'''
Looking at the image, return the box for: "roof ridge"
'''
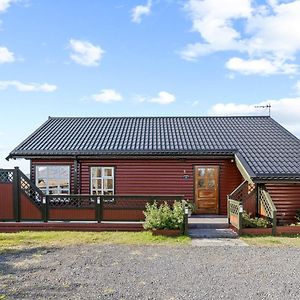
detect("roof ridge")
[48,115,271,119]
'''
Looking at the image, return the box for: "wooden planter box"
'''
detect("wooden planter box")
[240,228,272,235]
[276,226,300,235]
[152,229,182,237]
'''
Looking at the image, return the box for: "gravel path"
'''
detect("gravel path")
[1,244,300,299]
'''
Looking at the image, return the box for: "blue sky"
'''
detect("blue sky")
[1,0,300,173]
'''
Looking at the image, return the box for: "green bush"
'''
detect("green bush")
[295,209,300,223]
[143,201,184,230]
[242,212,271,228]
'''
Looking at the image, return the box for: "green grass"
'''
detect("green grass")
[241,234,300,247]
[0,231,190,253]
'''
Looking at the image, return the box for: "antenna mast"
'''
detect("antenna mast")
[254,104,271,116]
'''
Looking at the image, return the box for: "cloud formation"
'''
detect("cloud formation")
[0,46,15,63]
[0,80,57,92]
[226,57,298,75]
[181,0,300,76]
[90,89,123,103]
[131,0,152,23]
[0,0,13,13]
[138,91,176,105]
[69,39,104,66]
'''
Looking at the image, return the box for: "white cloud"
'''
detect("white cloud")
[131,0,152,23]
[0,0,13,13]
[147,91,176,105]
[209,97,300,137]
[0,46,14,63]
[0,80,57,92]
[226,57,298,75]
[69,39,104,66]
[90,89,123,103]
[181,0,300,76]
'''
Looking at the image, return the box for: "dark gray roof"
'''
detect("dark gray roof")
[8,116,300,181]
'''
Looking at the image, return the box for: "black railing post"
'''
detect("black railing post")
[183,206,189,235]
[42,195,48,222]
[96,196,102,223]
[238,202,243,234]
[100,196,104,222]
[13,167,21,222]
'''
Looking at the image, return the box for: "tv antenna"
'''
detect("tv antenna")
[254,104,271,116]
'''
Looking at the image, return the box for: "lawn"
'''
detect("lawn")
[241,235,300,247]
[0,231,190,253]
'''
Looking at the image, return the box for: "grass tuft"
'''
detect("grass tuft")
[241,235,300,247]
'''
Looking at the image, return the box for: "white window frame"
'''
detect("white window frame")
[35,165,70,195]
[90,166,114,195]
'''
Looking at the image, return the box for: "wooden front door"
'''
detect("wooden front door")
[194,166,219,214]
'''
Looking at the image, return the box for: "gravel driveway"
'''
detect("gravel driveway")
[1,244,300,299]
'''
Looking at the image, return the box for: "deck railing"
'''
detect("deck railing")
[0,167,184,223]
[259,187,277,235]
[228,180,277,235]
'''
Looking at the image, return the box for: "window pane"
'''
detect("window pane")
[104,168,112,177]
[198,179,205,188]
[57,179,69,190]
[103,190,113,195]
[103,179,113,189]
[91,167,101,178]
[48,167,58,179]
[59,166,69,178]
[48,180,59,189]
[198,168,205,177]
[36,166,47,178]
[207,179,215,188]
[37,179,46,189]
[92,179,102,190]
[49,188,59,195]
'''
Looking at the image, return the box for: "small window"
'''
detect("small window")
[90,167,114,195]
[36,165,70,195]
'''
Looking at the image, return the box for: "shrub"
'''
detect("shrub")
[242,212,271,228]
[143,201,184,231]
[295,209,300,224]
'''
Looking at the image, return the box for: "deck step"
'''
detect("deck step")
[188,223,229,229]
[188,228,238,239]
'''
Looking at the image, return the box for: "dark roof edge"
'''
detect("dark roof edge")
[8,149,238,159]
[269,117,300,143]
[6,118,52,160]
[234,152,256,178]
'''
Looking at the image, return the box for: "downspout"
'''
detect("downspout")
[73,156,79,194]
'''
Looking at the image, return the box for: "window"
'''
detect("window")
[36,165,70,195]
[91,167,114,195]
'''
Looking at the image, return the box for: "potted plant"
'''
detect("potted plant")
[143,201,184,236]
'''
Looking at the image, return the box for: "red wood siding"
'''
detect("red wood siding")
[0,183,14,220]
[266,183,300,224]
[80,158,243,215]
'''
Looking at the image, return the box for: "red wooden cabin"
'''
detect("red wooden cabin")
[1,116,300,230]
